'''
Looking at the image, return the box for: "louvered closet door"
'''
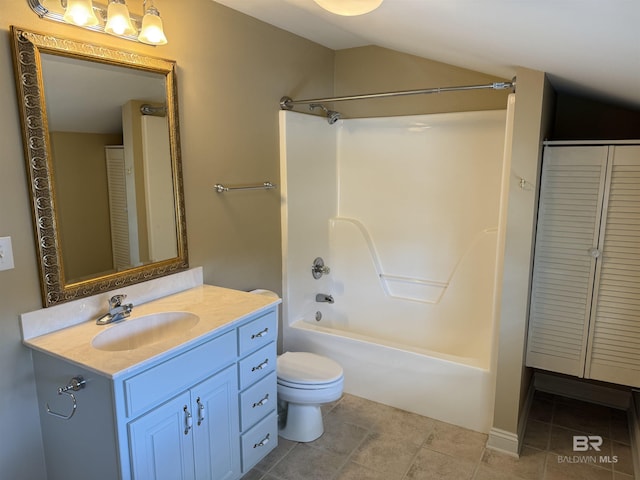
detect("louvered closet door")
[586,146,640,387]
[526,146,609,376]
[105,147,131,270]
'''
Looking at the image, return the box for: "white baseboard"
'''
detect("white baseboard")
[487,428,520,457]
[486,376,535,457]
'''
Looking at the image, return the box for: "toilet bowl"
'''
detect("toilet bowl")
[277,351,344,442]
[247,290,344,442]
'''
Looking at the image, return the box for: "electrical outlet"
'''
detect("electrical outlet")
[0,237,15,271]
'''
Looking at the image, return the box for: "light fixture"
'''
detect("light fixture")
[105,0,136,36]
[63,0,100,26]
[138,0,167,45]
[313,0,383,16]
[27,0,168,45]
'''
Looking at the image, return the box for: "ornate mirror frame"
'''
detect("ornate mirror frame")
[11,26,188,307]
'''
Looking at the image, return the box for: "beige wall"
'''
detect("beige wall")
[334,46,510,118]
[0,1,546,478]
[177,5,335,294]
[0,1,333,478]
[491,68,556,446]
[50,131,120,282]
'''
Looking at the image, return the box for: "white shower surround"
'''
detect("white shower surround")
[280,101,514,433]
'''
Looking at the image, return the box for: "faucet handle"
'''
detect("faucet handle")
[109,294,127,308]
[312,257,330,279]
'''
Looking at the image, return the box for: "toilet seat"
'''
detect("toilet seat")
[277,378,342,390]
[277,351,343,385]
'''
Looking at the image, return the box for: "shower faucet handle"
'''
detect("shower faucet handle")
[312,257,330,279]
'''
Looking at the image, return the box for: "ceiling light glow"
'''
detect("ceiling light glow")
[313,0,383,16]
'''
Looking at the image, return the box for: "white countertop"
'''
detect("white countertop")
[23,285,280,378]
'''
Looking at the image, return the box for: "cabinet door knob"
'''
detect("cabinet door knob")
[184,405,193,435]
[196,397,205,426]
[588,247,601,259]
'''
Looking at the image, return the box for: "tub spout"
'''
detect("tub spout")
[315,293,334,304]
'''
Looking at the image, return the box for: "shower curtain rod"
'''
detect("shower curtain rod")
[280,78,515,110]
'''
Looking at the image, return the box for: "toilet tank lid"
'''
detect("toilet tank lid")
[249,289,280,299]
[277,352,343,384]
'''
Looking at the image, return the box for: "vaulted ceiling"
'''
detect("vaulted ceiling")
[213,0,640,109]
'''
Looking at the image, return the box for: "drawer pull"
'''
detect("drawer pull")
[251,359,269,372]
[251,327,269,339]
[253,433,270,449]
[197,397,205,426]
[252,393,269,408]
[184,406,192,435]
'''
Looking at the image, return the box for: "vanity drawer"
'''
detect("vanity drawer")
[241,411,278,473]
[239,371,277,431]
[124,330,236,418]
[238,342,276,390]
[238,310,276,356]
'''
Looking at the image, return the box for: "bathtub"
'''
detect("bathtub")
[281,218,498,433]
[279,108,511,434]
[283,318,495,433]
[281,220,498,433]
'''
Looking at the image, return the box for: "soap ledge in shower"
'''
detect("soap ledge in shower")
[379,274,447,304]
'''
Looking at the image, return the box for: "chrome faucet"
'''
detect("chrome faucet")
[312,257,330,279]
[315,293,334,304]
[96,294,134,325]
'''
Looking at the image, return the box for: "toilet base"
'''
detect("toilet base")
[278,403,324,442]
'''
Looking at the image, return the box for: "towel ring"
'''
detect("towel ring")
[45,376,86,420]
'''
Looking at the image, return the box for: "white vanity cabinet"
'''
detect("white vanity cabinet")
[31,304,278,480]
[128,360,240,480]
[526,144,640,387]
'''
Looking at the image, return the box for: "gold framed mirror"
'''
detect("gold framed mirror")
[11,26,188,307]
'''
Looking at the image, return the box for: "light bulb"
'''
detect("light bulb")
[105,1,136,36]
[63,0,100,26]
[138,6,167,45]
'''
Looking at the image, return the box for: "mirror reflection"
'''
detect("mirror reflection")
[11,27,188,307]
[41,54,177,283]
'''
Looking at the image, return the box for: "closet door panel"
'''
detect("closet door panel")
[587,146,640,386]
[526,146,608,376]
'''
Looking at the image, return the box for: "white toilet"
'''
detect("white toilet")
[248,289,344,442]
[277,351,344,442]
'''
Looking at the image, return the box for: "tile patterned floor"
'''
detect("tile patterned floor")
[243,391,635,480]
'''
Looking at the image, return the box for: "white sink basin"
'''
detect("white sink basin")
[92,312,200,352]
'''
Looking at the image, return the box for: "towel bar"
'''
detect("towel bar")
[214,181,276,193]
